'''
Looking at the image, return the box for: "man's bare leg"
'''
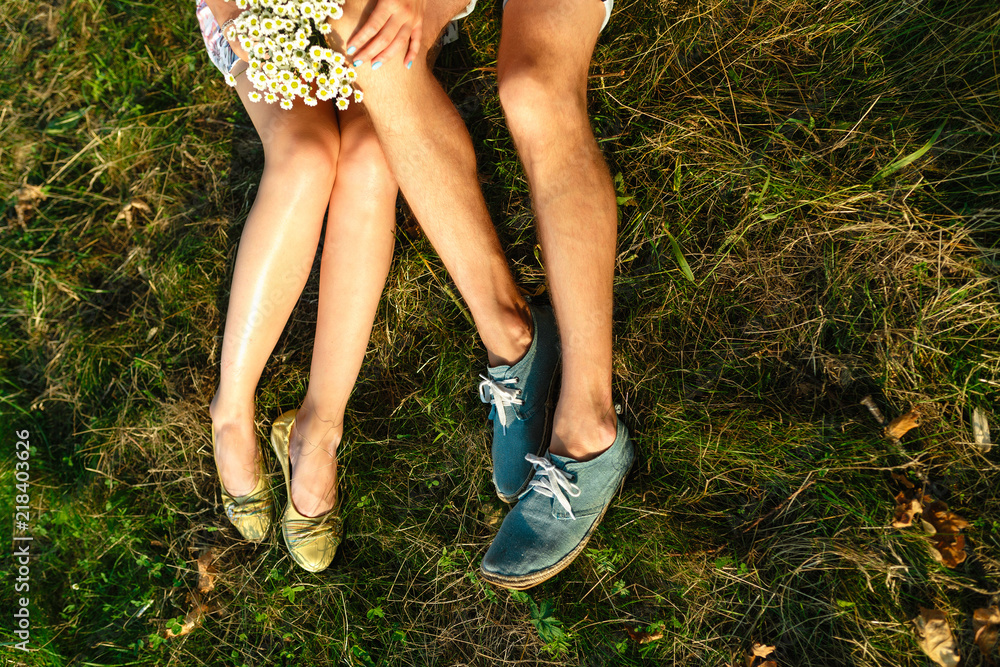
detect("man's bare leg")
[325,1,532,367]
[497,0,618,461]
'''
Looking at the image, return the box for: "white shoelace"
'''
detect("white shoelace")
[478,375,523,434]
[521,453,581,520]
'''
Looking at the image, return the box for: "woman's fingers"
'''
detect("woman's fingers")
[346,2,396,60]
[351,14,406,67]
[402,22,422,68]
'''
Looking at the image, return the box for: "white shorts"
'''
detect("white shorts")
[453,0,613,32]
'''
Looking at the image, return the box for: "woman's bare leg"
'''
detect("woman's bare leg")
[211,72,341,497]
[285,105,398,517]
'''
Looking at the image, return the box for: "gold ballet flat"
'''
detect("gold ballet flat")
[270,410,342,573]
[212,429,273,542]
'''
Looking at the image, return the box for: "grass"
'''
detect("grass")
[1,0,999,664]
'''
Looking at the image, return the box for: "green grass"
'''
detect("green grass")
[2,0,999,664]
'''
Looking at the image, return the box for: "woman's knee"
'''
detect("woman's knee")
[337,132,397,199]
[261,123,340,182]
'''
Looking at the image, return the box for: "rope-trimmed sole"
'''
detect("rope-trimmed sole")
[480,472,629,590]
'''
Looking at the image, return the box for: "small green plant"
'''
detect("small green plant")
[511,591,570,656]
[280,585,305,604]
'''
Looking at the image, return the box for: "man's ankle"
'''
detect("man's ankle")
[486,301,533,367]
[549,410,618,462]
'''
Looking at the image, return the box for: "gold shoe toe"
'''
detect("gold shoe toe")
[271,409,341,573]
[221,471,272,542]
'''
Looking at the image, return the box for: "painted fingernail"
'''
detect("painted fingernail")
[346,45,356,55]
[353,59,363,67]
[371,61,382,71]
[406,61,412,69]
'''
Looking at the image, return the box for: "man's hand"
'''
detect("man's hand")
[346,0,425,70]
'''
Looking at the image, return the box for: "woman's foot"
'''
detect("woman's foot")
[287,406,341,518]
[210,395,260,497]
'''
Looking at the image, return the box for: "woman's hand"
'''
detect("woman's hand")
[223,23,251,63]
[345,0,426,70]
[205,0,250,62]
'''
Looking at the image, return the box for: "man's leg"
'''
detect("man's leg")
[497,0,618,461]
[324,2,532,367]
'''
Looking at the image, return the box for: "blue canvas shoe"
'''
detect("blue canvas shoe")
[480,418,635,589]
[479,304,560,502]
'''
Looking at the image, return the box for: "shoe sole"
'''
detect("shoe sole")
[480,468,631,590]
[495,351,562,504]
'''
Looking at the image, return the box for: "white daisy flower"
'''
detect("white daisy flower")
[224,72,237,87]
[301,69,316,82]
[333,65,345,77]
[317,88,333,100]
[331,5,343,19]
[264,92,279,104]
[318,22,332,34]
[316,74,329,87]
[336,97,349,110]
[310,46,324,60]
[263,62,277,74]
[280,98,294,110]
[253,43,268,58]
[354,90,363,103]
[339,84,351,97]
[304,96,318,106]
[248,91,262,102]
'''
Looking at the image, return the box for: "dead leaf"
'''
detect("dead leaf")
[746,643,778,667]
[164,593,210,639]
[13,184,46,226]
[625,627,663,644]
[912,607,960,667]
[886,408,920,440]
[974,607,1000,665]
[114,199,152,227]
[892,472,916,489]
[197,548,217,594]
[972,408,993,453]
[892,489,924,528]
[923,500,969,568]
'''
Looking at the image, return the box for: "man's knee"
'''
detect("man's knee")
[497,64,587,143]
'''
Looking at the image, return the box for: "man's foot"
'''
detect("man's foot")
[479,418,634,589]
[479,304,560,502]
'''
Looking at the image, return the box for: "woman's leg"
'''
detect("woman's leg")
[285,105,398,517]
[211,71,341,497]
